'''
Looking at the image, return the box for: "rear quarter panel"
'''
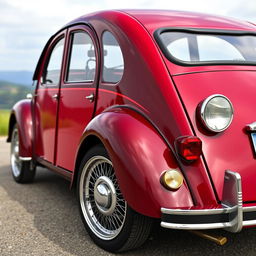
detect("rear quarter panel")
[82,108,194,218]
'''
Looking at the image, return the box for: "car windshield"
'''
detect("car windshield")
[157,31,256,65]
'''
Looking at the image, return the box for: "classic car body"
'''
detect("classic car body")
[7,10,256,251]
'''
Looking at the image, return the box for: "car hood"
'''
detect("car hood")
[173,70,256,202]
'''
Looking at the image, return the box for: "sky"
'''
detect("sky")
[1,0,256,71]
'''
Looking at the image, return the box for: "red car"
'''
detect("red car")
[7,9,256,252]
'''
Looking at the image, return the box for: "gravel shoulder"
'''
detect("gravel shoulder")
[0,137,255,256]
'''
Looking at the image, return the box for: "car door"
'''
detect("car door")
[55,25,99,171]
[34,31,66,163]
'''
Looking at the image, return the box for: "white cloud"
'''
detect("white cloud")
[0,0,255,70]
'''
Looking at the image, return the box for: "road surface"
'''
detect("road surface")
[0,137,255,255]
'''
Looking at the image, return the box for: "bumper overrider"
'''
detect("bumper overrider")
[161,171,256,233]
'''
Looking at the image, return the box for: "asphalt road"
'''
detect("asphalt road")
[1,137,256,256]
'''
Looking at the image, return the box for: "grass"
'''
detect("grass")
[0,109,10,136]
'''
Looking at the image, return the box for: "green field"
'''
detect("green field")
[0,109,10,136]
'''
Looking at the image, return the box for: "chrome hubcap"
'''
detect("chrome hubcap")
[79,156,127,240]
[94,176,117,215]
[11,128,21,177]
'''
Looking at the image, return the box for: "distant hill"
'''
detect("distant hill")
[0,80,32,109]
[0,71,34,86]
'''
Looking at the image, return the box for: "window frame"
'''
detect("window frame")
[154,27,256,67]
[61,25,99,88]
[39,34,66,88]
[64,29,97,84]
[101,30,125,85]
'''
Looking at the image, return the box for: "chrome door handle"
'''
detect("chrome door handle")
[52,94,58,100]
[85,93,95,102]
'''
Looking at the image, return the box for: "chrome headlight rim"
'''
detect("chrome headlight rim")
[200,94,234,133]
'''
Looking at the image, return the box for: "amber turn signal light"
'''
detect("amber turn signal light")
[175,136,202,161]
[161,169,184,190]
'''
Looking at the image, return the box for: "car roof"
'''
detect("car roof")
[123,10,256,31]
[75,9,256,32]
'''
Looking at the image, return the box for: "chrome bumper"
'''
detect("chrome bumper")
[161,171,256,233]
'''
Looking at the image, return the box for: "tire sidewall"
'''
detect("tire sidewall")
[77,145,135,252]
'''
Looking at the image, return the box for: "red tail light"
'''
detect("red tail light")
[175,136,202,161]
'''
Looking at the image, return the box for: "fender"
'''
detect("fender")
[7,99,33,158]
[76,107,194,218]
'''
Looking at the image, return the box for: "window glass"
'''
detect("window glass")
[167,37,190,61]
[159,31,256,64]
[102,31,124,83]
[43,38,64,85]
[67,32,96,82]
[198,35,244,61]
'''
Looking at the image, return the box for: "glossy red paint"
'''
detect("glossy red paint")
[56,87,95,170]
[82,108,193,217]
[126,9,256,75]
[88,10,217,207]
[8,10,256,220]
[173,71,256,202]
[55,25,100,170]
[34,31,66,163]
[8,100,33,157]
[35,87,59,163]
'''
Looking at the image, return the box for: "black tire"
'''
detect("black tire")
[10,124,36,183]
[77,144,153,252]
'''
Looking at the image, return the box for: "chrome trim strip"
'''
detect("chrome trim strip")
[19,157,32,161]
[161,206,237,215]
[161,222,232,230]
[243,206,256,212]
[243,220,256,227]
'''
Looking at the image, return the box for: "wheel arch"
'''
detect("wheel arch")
[7,112,17,142]
[6,100,33,158]
[72,135,103,188]
[72,107,194,218]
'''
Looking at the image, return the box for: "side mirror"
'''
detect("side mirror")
[26,93,33,99]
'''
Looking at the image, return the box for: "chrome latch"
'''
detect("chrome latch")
[85,93,95,103]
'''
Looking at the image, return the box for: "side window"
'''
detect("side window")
[102,31,124,83]
[167,37,190,61]
[197,35,245,61]
[42,38,65,85]
[66,32,96,83]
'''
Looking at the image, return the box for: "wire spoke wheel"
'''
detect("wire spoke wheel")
[78,145,153,252]
[79,156,127,240]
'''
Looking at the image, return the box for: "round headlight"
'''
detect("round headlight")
[199,94,233,133]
